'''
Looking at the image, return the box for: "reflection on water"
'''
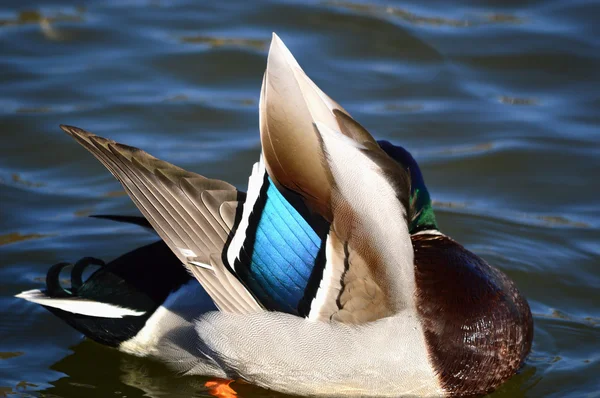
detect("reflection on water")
[179,35,268,51]
[0,232,52,247]
[327,0,525,27]
[0,8,84,27]
[1,0,599,397]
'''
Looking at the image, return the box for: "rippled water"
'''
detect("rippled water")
[1,0,599,397]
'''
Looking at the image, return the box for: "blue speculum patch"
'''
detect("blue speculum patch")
[241,177,323,313]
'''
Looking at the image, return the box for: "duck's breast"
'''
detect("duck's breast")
[412,233,533,397]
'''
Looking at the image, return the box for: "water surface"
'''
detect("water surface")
[1,0,599,397]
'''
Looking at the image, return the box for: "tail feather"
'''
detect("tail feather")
[15,289,145,318]
[16,240,193,347]
[89,215,154,231]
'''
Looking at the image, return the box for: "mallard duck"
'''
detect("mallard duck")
[16,34,533,397]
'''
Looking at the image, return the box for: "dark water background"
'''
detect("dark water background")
[1,0,599,397]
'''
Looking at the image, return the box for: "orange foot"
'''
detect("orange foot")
[205,379,237,398]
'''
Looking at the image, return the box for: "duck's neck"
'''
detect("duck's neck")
[378,141,438,234]
[410,186,437,234]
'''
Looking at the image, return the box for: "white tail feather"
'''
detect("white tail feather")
[16,289,145,318]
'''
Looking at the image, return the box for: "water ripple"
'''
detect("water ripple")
[0,0,598,397]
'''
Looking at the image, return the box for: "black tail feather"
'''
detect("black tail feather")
[40,241,191,347]
[89,214,154,231]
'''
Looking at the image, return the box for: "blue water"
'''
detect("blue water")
[1,1,599,397]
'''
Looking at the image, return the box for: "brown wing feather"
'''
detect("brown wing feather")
[60,125,262,314]
[258,35,416,324]
[326,228,395,324]
[259,35,348,219]
[303,121,413,323]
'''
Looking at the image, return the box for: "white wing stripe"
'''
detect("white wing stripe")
[307,234,344,320]
[226,156,266,270]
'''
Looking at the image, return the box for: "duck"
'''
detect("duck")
[16,33,533,397]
